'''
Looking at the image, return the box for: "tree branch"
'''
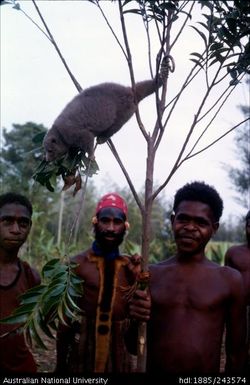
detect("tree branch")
[32,0,82,93]
[106,139,144,214]
[118,0,148,140]
[94,0,128,61]
[185,117,250,160]
[186,83,239,157]
[169,1,195,51]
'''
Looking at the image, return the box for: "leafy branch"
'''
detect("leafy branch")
[31,132,99,194]
[0,259,83,349]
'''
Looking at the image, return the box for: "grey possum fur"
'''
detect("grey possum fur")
[43,78,162,162]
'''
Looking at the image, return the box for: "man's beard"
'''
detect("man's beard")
[94,226,126,252]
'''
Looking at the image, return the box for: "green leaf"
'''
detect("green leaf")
[0,313,28,324]
[190,52,204,61]
[42,284,65,298]
[57,302,69,326]
[50,271,68,282]
[20,295,40,305]
[229,78,239,86]
[45,180,55,192]
[210,42,224,51]
[62,297,78,320]
[52,264,68,274]
[70,274,84,285]
[41,295,61,317]
[48,174,57,191]
[68,284,82,298]
[123,9,142,16]
[1,0,12,6]
[191,26,208,49]
[13,2,20,10]
[198,1,213,12]
[24,327,33,348]
[19,284,46,299]
[1,257,84,349]
[47,277,67,287]
[65,291,82,313]
[9,303,37,316]
[197,21,209,31]
[33,148,99,192]
[28,318,48,350]
[209,57,222,67]
[190,58,204,69]
[159,3,176,11]
[43,258,61,269]
[37,310,55,340]
[229,69,238,79]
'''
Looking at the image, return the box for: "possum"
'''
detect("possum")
[43,78,163,162]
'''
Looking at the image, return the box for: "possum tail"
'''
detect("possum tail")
[134,78,162,103]
[134,55,175,103]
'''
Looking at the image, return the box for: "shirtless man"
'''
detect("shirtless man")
[56,193,140,373]
[0,192,40,372]
[225,210,250,368]
[129,182,246,374]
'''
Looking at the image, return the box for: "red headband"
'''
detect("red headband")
[95,193,128,217]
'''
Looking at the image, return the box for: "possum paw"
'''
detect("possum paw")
[96,136,108,145]
[62,170,82,196]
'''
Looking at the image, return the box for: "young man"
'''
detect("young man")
[56,193,140,373]
[225,210,250,305]
[225,210,250,369]
[0,192,40,373]
[129,182,246,374]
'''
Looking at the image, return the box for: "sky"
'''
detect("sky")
[1,0,249,222]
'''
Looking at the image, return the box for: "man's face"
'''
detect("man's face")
[171,200,219,256]
[94,207,126,250]
[0,203,32,252]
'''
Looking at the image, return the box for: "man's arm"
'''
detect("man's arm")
[129,289,151,321]
[125,289,151,355]
[225,268,247,373]
[224,247,235,268]
[124,254,141,285]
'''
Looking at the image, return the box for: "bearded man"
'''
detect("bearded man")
[56,193,140,373]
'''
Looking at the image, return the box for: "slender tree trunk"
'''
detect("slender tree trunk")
[137,139,155,371]
[57,191,65,246]
[73,213,80,244]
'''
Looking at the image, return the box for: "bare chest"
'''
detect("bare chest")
[75,256,130,318]
[231,250,250,273]
[150,267,229,312]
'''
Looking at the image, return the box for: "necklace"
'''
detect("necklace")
[0,259,22,289]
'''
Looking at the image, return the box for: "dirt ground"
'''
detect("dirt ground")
[32,335,226,373]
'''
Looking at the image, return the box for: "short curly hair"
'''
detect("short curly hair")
[173,181,223,222]
[0,192,33,217]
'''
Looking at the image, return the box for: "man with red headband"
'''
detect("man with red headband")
[56,193,140,373]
